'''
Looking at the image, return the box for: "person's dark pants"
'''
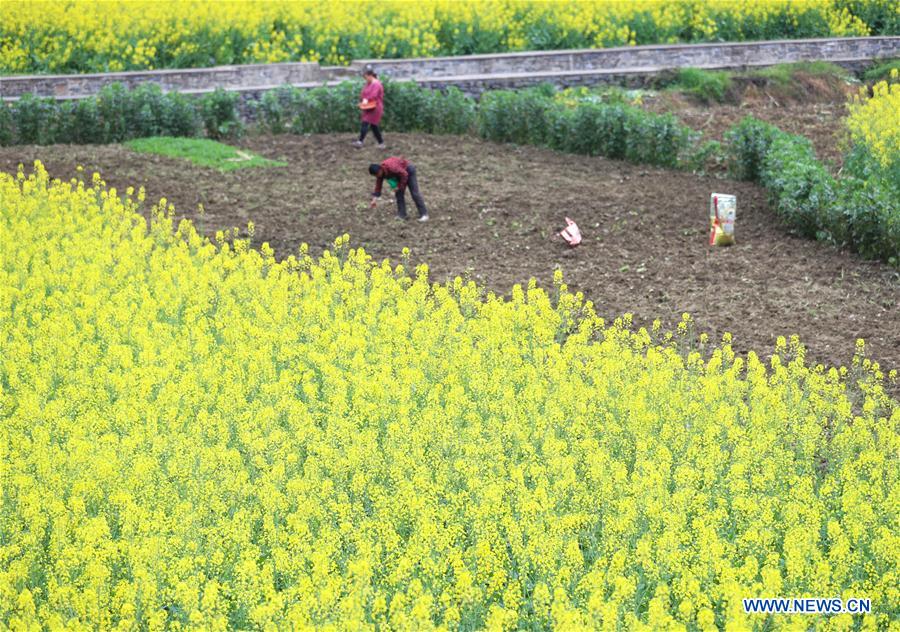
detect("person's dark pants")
[396,164,428,219]
[359,121,383,144]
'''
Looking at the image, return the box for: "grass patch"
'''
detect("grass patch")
[749,61,851,85]
[672,68,733,103]
[123,136,286,171]
[862,58,900,84]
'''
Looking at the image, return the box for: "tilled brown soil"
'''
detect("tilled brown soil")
[2,133,898,376]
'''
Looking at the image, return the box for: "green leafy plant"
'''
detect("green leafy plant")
[199,88,244,140]
[671,68,733,103]
[760,134,839,241]
[724,117,780,181]
[750,61,851,85]
[725,116,899,264]
[862,58,900,84]
[11,94,57,144]
[478,87,691,168]
[0,102,12,146]
[97,82,130,143]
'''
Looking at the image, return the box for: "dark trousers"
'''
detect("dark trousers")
[396,164,428,218]
[359,121,383,143]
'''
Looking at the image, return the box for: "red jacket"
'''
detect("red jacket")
[372,157,409,196]
[360,79,384,125]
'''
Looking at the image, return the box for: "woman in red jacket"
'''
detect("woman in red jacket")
[353,64,385,149]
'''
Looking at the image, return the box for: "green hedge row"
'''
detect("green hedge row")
[476,87,692,167]
[0,84,243,146]
[1,80,691,168]
[252,80,476,136]
[726,117,899,264]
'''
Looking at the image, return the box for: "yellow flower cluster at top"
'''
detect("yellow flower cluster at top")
[1,163,898,629]
[847,69,900,172]
[2,0,895,74]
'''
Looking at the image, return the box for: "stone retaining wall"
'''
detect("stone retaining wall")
[352,37,898,79]
[0,61,353,99]
[407,58,880,96]
[2,37,897,101]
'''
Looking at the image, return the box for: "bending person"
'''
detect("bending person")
[369,157,430,222]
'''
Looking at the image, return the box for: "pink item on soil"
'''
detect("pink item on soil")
[560,217,582,246]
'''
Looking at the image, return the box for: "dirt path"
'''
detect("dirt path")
[2,133,897,376]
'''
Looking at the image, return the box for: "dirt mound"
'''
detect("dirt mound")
[733,71,854,105]
[1,133,897,379]
[642,91,848,168]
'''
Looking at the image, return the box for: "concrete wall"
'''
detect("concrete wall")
[2,36,897,101]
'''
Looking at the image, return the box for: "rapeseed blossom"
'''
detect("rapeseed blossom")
[0,164,898,628]
[2,0,894,74]
[847,69,900,171]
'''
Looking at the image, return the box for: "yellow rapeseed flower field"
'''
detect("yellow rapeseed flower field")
[2,0,895,74]
[2,164,898,629]
[847,68,900,172]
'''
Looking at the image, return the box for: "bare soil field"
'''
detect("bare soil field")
[2,131,897,376]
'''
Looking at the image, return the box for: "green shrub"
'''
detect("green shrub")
[428,86,476,135]
[760,134,839,241]
[382,81,476,135]
[835,175,900,264]
[2,82,202,146]
[255,88,287,134]
[252,80,476,137]
[862,58,900,84]
[550,101,630,158]
[47,100,77,144]
[477,86,558,146]
[305,82,358,133]
[0,102,12,145]
[625,109,692,167]
[383,80,434,132]
[200,88,243,140]
[262,82,356,135]
[684,139,724,174]
[479,88,692,168]
[97,83,130,143]
[160,91,200,137]
[838,143,900,263]
[724,117,780,181]
[725,116,899,264]
[12,94,57,144]
[673,68,733,103]
[71,98,104,143]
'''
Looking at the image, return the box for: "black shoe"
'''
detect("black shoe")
[396,214,409,221]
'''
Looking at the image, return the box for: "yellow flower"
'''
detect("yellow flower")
[0,161,897,630]
[0,0,890,72]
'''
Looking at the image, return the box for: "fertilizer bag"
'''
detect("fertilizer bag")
[709,193,736,247]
